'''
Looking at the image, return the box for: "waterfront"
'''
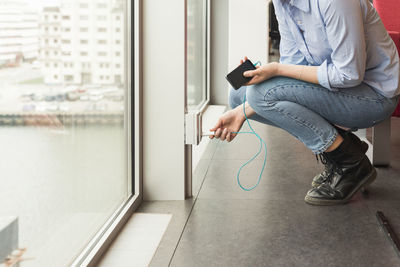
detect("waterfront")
[0,125,129,266]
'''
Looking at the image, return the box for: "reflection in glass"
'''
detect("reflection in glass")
[0,0,129,265]
[187,0,207,110]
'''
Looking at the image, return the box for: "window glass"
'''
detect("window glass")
[0,0,129,265]
[187,0,208,110]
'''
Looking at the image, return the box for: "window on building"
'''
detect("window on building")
[98,40,107,44]
[62,39,71,44]
[80,15,89,20]
[62,15,70,20]
[98,27,107,32]
[79,3,89,8]
[98,52,107,56]
[116,28,121,32]
[116,16,121,20]
[116,40,121,44]
[80,27,89,32]
[97,3,107,8]
[115,52,120,56]
[97,15,107,20]
[63,27,71,32]
[80,40,88,44]
[64,75,73,82]
[80,51,88,56]
[116,64,121,68]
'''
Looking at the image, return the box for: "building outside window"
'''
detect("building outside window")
[0,0,130,265]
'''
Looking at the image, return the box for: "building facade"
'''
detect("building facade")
[40,0,125,85]
[0,0,39,68]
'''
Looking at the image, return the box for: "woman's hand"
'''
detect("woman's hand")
[239,56,278,85]
[209,108,245,142]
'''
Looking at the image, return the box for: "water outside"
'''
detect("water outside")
[0,126,128,266]
[0,0,130,265]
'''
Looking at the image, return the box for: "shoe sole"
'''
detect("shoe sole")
[304,167,377,206]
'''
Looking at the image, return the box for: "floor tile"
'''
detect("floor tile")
[170,199,398,267]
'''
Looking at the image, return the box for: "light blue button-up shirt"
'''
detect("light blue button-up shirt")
[273,0,400,98]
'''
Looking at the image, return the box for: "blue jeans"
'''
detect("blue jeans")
[229,77,400,154]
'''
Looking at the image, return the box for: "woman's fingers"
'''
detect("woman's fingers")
[226,132,232,142]
[220,128,228,141]
[214,128,222,139]
[210,119,221,132]
[243,68,260,77]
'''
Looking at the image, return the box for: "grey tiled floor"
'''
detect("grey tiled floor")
[147,118,400,267]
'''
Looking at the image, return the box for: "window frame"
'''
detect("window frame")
[186,0,211,113]
[70,0,142,265]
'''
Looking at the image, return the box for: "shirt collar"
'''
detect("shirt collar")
[287,0,310,12]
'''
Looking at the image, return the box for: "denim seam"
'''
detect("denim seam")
[262,88,339,154]
[267,84,385,103]
[315,131,338,154]
[271,105,325,136]
[265,101,335,153]
[264,87,325,134]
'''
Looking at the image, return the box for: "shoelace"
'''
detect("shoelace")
[315,153,343,185]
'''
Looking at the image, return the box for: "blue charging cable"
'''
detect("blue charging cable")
[231,74,267,191]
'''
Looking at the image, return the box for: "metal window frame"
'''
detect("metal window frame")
[186,0,211,114]
[184,0,212,198]
[70,0,142,265]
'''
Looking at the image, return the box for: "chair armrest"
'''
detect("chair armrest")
[388,30,400,51]
[388,31,400,117]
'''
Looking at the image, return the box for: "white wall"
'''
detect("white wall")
[140,0,270,201]
[142,0,186,200]
[210,0,229,105]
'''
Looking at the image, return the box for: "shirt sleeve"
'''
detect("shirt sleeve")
[273,2,308,65]
[317,0,367,90]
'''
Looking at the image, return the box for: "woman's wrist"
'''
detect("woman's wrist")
[272,62,281,76]
[233,101,256,121]
[234,105,246,122]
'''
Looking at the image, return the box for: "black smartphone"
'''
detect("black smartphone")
[226,59,256,90]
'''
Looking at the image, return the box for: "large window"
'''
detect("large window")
[187,0,208,110]
[0,0,133,265]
